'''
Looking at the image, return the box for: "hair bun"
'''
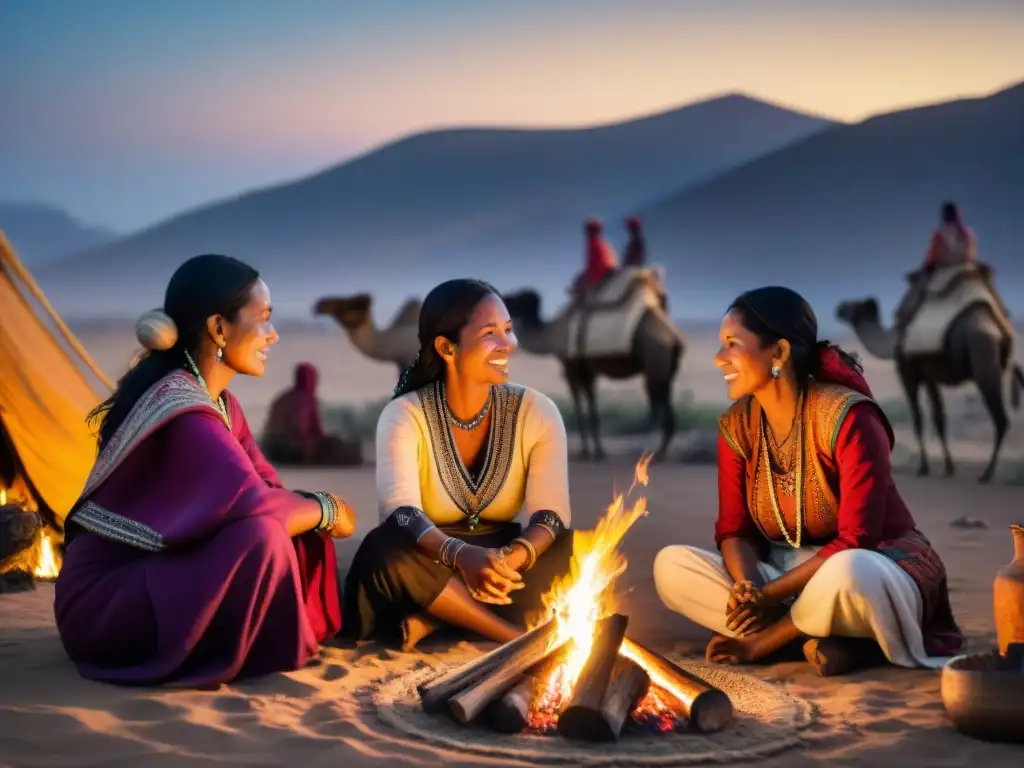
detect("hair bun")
[135,309,178,351]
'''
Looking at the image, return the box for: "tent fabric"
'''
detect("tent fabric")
[0,230,110,525]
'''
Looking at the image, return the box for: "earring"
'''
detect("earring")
[215,345,224,363]
[771,364,781,379]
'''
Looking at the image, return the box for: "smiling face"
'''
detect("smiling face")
[219,279,279,377]
[441,292,518,385]
[714,308,778,400]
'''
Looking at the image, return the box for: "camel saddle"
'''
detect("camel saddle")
[564,266,665,358]
[898,262,1012,357]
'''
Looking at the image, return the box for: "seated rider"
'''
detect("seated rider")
[923,201,976,270]
[623,217,646,267]
[573,218,619,303]
[898,201,1009,336]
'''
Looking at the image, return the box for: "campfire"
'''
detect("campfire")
[417,456,734,742]
[0,488,62,589]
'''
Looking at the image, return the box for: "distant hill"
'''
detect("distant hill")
[38,94,835,318]
[638,80,1024,322]
[0,202,116,267]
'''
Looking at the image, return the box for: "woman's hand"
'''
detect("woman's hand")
[455,546,525,605]
[725,580,779,636]
[500,541,531,572]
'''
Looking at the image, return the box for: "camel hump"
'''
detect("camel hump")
[390,298,422,328]
[563,267,666,358]
[900,263,1012,356]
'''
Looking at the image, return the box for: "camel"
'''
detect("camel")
[836,297,1023,483]
[502,288,685,461]
[314,294,421,374]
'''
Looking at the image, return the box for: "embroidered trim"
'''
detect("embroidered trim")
[386,504,437,542]
[528,509,566,534]
[81,371,224,499]
[718,397,753,459]
[72,500,165,552]
[416,382,525,525]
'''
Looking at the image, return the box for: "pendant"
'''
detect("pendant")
[467,513,480,531]
[778,472,796,497]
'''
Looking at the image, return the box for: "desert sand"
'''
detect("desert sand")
[2,460,1022,767]
[2,322,1023,767]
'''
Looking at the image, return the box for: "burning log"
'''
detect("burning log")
[622,637,734,733]
[418,620,558,713]
[484,649,565,733]
[449,623,568,724]
[558,614,650,741]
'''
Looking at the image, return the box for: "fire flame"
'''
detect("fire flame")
[34,530,61,580]
[528,454,666,730]
[0,487,62,580]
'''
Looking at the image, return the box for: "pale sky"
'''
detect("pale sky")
[1,0,1022,231]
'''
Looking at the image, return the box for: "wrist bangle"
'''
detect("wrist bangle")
[511,537,537,570]
[311,492,337,531]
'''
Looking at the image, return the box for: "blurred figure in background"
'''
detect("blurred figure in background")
[572,218,619,301]
[623,216,646,267]
[263,362,361,466]
[923,201,975,269]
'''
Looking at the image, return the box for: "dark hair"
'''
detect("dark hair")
[728,286,862,384]
[392,278,499,398]
[940,201,960,224]
[88,254,260,450]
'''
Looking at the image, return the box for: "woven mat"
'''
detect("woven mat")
[369,655,816,765]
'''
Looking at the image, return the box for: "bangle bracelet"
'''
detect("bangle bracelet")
[313,492,338,531]
[511,537,537,570]
[450,540,468,570]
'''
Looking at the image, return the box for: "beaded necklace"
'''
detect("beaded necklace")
[757,391,805,549]
[441,381,493,431]
[183,350,232,430]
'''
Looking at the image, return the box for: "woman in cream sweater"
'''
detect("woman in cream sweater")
[342,279,573,650]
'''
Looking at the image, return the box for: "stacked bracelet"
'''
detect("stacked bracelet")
[438,536,467,570]
[511,537,537,570]
[313,492,339,532]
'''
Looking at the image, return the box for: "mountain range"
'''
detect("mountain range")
[0,202,117,267]
[31,94,835,318]
[24,81,1024,325]
[639,80,1024,319]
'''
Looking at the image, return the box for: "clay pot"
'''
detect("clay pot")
[941,649,1024,743]
[993,524,1024,655]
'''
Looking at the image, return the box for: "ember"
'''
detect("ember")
[417,455,734,742]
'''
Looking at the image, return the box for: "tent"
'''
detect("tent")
[0,228,112,528]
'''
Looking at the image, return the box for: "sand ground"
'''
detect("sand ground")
[1,322,1022,766]
[2,458,1022,768]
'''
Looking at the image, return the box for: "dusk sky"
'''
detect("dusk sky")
[2,0,1022,232]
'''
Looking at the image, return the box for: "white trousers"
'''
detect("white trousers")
[652,544,952,669]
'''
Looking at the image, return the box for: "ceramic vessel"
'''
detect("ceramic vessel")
[941,649,1024,743]
[993,524,1024,655]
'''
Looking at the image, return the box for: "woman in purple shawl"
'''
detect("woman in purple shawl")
[54,255,355,688]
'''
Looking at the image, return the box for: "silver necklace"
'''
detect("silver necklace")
[440,381,493,430]
[183,350,231,429]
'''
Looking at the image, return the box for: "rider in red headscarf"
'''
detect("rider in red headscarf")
[575,218,619,295]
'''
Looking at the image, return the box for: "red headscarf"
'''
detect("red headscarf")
[815,343,873,398]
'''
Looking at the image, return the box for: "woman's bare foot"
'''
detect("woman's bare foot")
[401,614,440,652]
[803,637,885,677]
